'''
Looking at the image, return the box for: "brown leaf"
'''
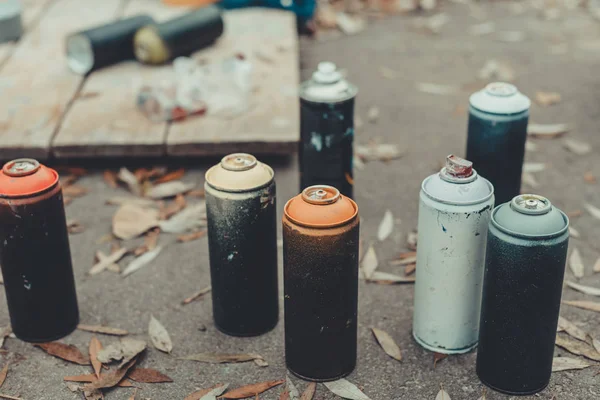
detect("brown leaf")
[78,324,129,336]
[371,328,402,361]
[96,338,146,366]
[112,204,159,240]
[184,384,228,400]
[557,317,588,342]
[89,337,102,378]
[35,342,90,365]
[389,255,417,266]
[0,327,11,349]
[103,170,119,188]
[367,271,415,284]
[552,356,592,372]
[584,172,597,184]
[127,368,173,383]
[182,286,212,305]
[404,263,416,276]
[179,353,264,363]
[149,316,173,353]
[128,388,138,400]
[221,380,284,399]
[63,374,134,387]
[535,91,561,107]
[555,334,600,361]
[0,364,8,388]
[63,185,89,198]
[84,358,137,391]
[433,352,448,368]
[299,382,316,400]
[89,248,128,275]
[177,230,207,243]
[118,168,143,196]
[563,300,600,312]
[67,219,85,234]
[159,194,187,220]
[155,169,185,184]
[83,389,103,400]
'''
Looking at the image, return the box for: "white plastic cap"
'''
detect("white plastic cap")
[312,62,342,84]
[469,82,531,115]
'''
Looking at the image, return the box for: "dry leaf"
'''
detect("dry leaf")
[149,315,173,353]
[122,246,163,277]
[477,59,514,81]
[178,231,207,243]
[159,202,207,233]
[184,384,229,400]
[522,162,545,173]
[147,181,195,199]
[566,281,600,296]
[528,123,570,138]
[83,389,103,400]
[355,144,403,162]
[106,197,156,207]
[103,170,119,188]
[128,388,138,400]
[84,358,137,390]
[555,334,600,361]
[299,382,316,400]
[416,83,460,95]
[594,258,600,273]
[361,245,378,279]
[371,328,402,361]
[569,248,585,279]
[433,352,448,368]
[179,353,264,364]
[404,263,416,276]
[89,248,128,275]
[155,169,185,184]
[65,382,81,392]
[563,139,591,155]
[187,189,206,198]
[63,374,97,383]
[552,356,592,372]
[128,368,173,383]
[35,342,90,365]
[584,203,600,220]
[221,380,284,399]
[0,364,8,388]
[389,255,417,266]
[113,204,159,240]
[324,379,371,400]
[160,194,187,220]
[535,91,561,106]
[435,387,451,400]
[67,219,85,234]
[413,13,449,34]
[89,337,102,379]
[366,106,379,123]
[0,327,11,349]
[568,210,583,218]
[118,168,142,196]
[377,210,394,241]
[468,21,495,36]
[557,317,588,342]
[367,271,415,284]
[569,227,580,239]
[182,286,212,305]
[0,394,23,400]
[78,325,129,336]
[336,12,365,35]
[282,376,299,400]
[254,357,269,367]
[97,338,146,366]
[407,230,418,250]
[563,300,600,312]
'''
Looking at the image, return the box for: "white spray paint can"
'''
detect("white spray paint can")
[413,155,494,354]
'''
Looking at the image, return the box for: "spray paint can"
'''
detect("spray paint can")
[134,6,224,65]
[477,194,569,395]
[413,155,494,354]
[466,82,530,205]
[0,159,79,342]
[205,153,278,336]
[283,185,359,381]
[299,62,357,199]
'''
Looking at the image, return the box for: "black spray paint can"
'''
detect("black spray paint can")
[466,82,530,205]
[0,159,79,342]
[299,62,357,199]
[205,153,278,336]
[477,194,569,395]
[134,6,224,65]
[283,185,359,381]
[66,15,155,75]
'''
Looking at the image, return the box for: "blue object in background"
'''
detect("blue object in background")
[220,0,316,24]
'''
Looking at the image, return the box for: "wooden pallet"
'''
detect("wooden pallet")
[0,0,299,160]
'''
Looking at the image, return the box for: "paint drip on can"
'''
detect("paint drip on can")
[413,155,494,354]
[134,6,224,65]
[66,15,155,75]
[205,153,278,336]
[299,62,357,199]
[0,159,79,342]
[283,185,359,381]
[477,194,569,395]
[0,0,22,44]
[466,82,530,205]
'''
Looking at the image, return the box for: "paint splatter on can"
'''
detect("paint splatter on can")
[477,194,569,395]
[283,185,359,381]
[0,159,79,342]
[205,153,278,336]
[66,15,155,75]
[466,82,530,205]
[413,155,494,354]
[299,62,357,198]
[134,6,224,65]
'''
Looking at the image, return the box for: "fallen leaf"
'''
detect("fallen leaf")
[122,246,163,277]
[324,379,370,400]
[404,263,416,276]
[281,376,299,400]
[65,381,81,392]
[128,368,173,383]
[182,286,212,305]
[476,389,486,400]
[379,66,396,80]
[147,181,195,199]
[159,202,207,233]
[155,169,185,184]
[522,162,546,173]
[377,210,394,241]
[557,316,588,342]
[569,226,580,239]
[221,380,285,399]
[555,334,600,361]
[35,342,90,365]
[591,336,600,354]
[178,231,207,243]
[128,388,138,400]
[179,353,264,364]
[113,204,159,240]
[389,255,417,266]
[584,172,597,184]
[567,210,583,218]
[407,230,418,250]
[89,248,128,275]
[361,245,378,279]
[528,123,570,138]
[569,248,585,279]
[552,356,592,372]
[63,373,135,387]
[468,21,495,36]
[563,300,600,312]
[67,219,85,234]
[134,228,161,256]
[367,106,379,123]
[254,357,269,367]
[416,82,460,95]
[96,338,146,366]
[433,352,448,368]
[367,271,415,284]
[371,327,402,361]
[83,389,103,400]
[78,325,129,336]
[563,139,591,155]
[184,384,228,400]
[299,382,316,400]
[104,170,119,188]
[0,393,23,400]
[187,189,205,198]
[336,12,365,35]
[594,258,600,273]
[135,167,166,183]
[525,140,538,152]
[566,281,600,296]
[89,337,102,378]
[477,59,515,81]
[84,358,137,390]
[106,197,156,207]
[534,91,561,107]
[584,203,600,220]
[149,315,173,353]
[118,168,142,196]
[159,194,187,220]
[355,144,403,162]
[435,387,451,400]
[413,13,449,34]
[0,364,8,388]
[0,328,10,349]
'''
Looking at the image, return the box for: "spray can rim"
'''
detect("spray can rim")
[491,200,569,239]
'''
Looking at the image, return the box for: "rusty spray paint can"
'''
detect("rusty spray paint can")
[466,82,530,205]
[205,153,278,336]
[477,194,569,395]
[0,159,79,342]
[299,62,357,198]
[283,185,359,381]
[413,155,494,354]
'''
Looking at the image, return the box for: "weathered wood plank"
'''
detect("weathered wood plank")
[0,0,123,160]
[166,8,299,157]
[51,0,185,158]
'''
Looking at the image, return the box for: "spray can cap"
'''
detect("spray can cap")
[300,62,358,103]
[284,185,357,228]
[492,194,568,237]
[469,82,531,115]
[0,158,59,197]
[205,153,273,192]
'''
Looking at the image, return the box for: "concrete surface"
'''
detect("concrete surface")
[1,1,600,399]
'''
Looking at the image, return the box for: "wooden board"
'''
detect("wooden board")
[166,8,299,156]
[0,0,124,160]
